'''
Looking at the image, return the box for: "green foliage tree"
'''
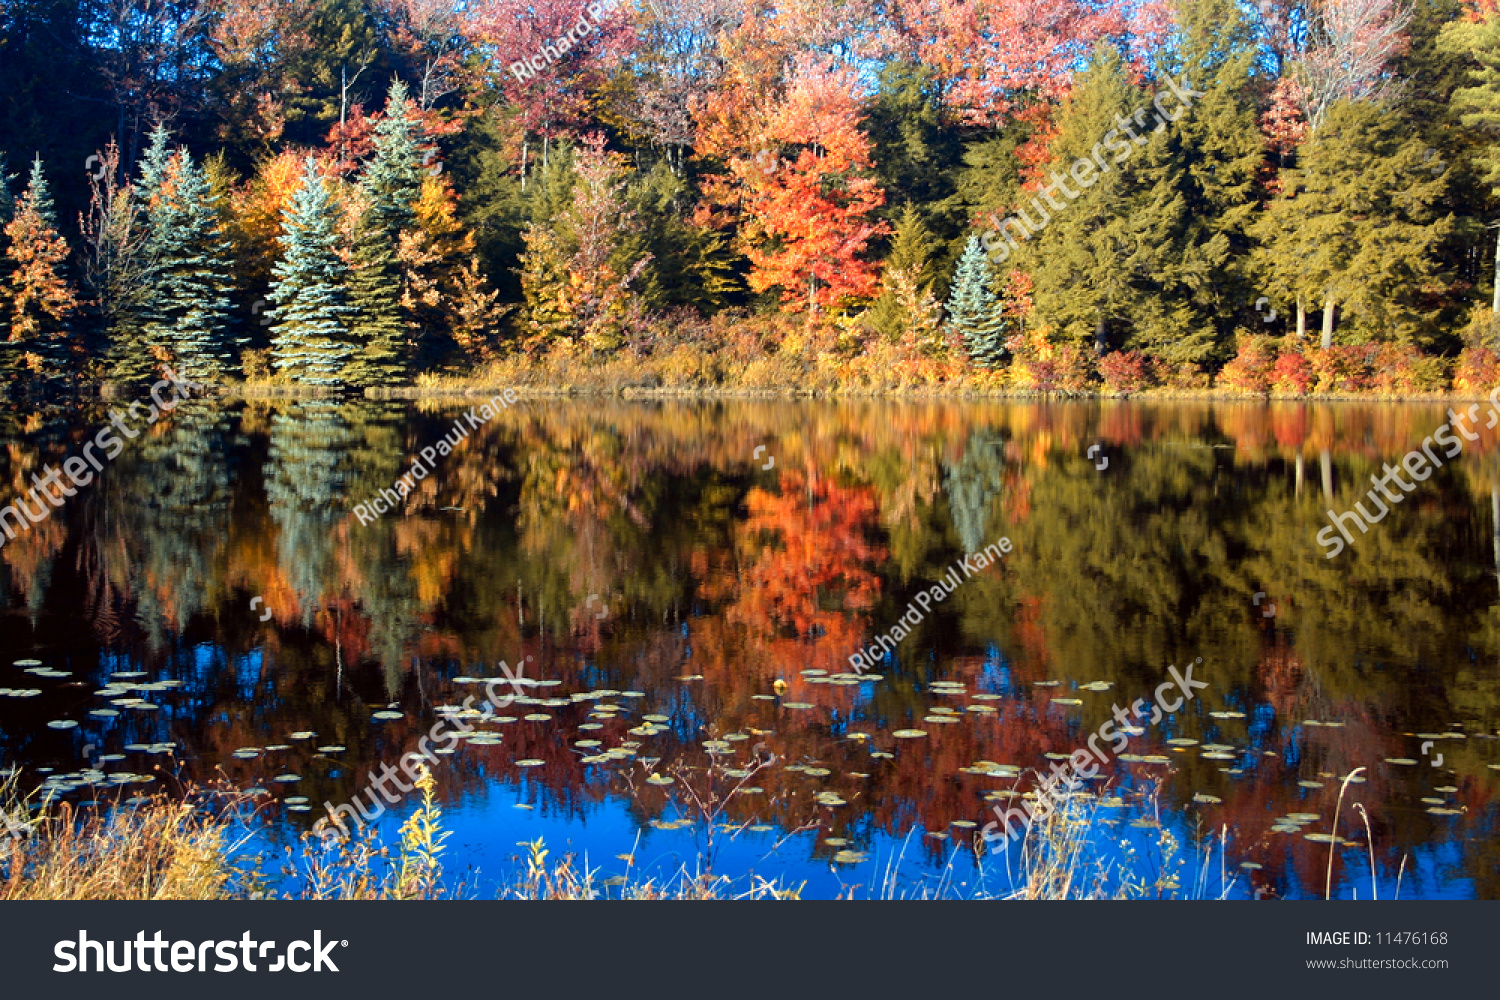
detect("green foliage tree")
[141,147,236,381]
[1252,100,1451,348]
[1440,8,1500,314]
[869,204,946,350]
[1020,44,1144,353]
[343,79,424,385]
[867,61,965,243]
[268,158,356,384]
[1117,0,1263,366]
[945,235,1006,366]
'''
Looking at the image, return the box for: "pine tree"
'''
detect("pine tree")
[3,157,77,378]
[109,125,175,384]
[1252,100,1451,347]
[866,61,965,241]
[869,204,945,349]
[142,148,236,381]
[268,158,356,384]
[1118,0,1264,366]
[1020,44,1145,353]
[946,235,1006,366]
[345,79,423,383]
[1440,9,1500,312]
[341,214,407,387]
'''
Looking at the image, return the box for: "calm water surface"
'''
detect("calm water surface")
[1,397,1497,899]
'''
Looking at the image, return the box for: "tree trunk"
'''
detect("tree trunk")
[1094,317,1106,353]
[1493,225,1499,315]
[521,139,528,191]
[1492,484,1499,583]
[1320,296,1335,349]
[1320,449,1333,501]
[1295,297,1306,340]
[1295,452,1304,498]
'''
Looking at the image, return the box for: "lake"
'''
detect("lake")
[1,396,1496,899]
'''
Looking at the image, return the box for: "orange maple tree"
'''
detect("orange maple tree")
[732,55,890,316]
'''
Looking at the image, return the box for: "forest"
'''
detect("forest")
[3,0,1500,393]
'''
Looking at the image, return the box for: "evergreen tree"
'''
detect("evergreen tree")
[515,146,578,349]
[141,148,236,381]
[268,158,356,384]
[1252,100,1451,347]
[626,161,740,312]
[869,204,945,349]
[1119,0,1264,366]
[363,79,423,237]
[345,79,422,383]
[1021,44,1145,353]
[866,62,965,241]
[1440,8,1500,313]
[342,214,407,387]
[3,157,77,378]
[946,235,1006,366]
[108,125,174,384]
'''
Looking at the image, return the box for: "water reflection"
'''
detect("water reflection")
[0,397,1497,899]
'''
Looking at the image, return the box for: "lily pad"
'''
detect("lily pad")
[892,729,927,739]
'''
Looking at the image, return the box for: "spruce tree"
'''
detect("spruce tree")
[345,79,422,384]
[109,125,175,384]
[364,79,423,237]
[342,215,407,387]
[870,205,947,351]
[268,158,356,384]
[142,148,236,381]
[946,235,1006,366]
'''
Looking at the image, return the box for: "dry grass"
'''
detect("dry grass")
[0,795,252,901]
[0,764,1235,901]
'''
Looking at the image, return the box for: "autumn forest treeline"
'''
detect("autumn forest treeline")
[5,0,1500,393]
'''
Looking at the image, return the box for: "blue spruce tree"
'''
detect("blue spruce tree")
[946,236,1008,368]
[141,143,236,381]
[268,158,356,385]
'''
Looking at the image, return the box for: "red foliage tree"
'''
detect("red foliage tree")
[732,56,889,317]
